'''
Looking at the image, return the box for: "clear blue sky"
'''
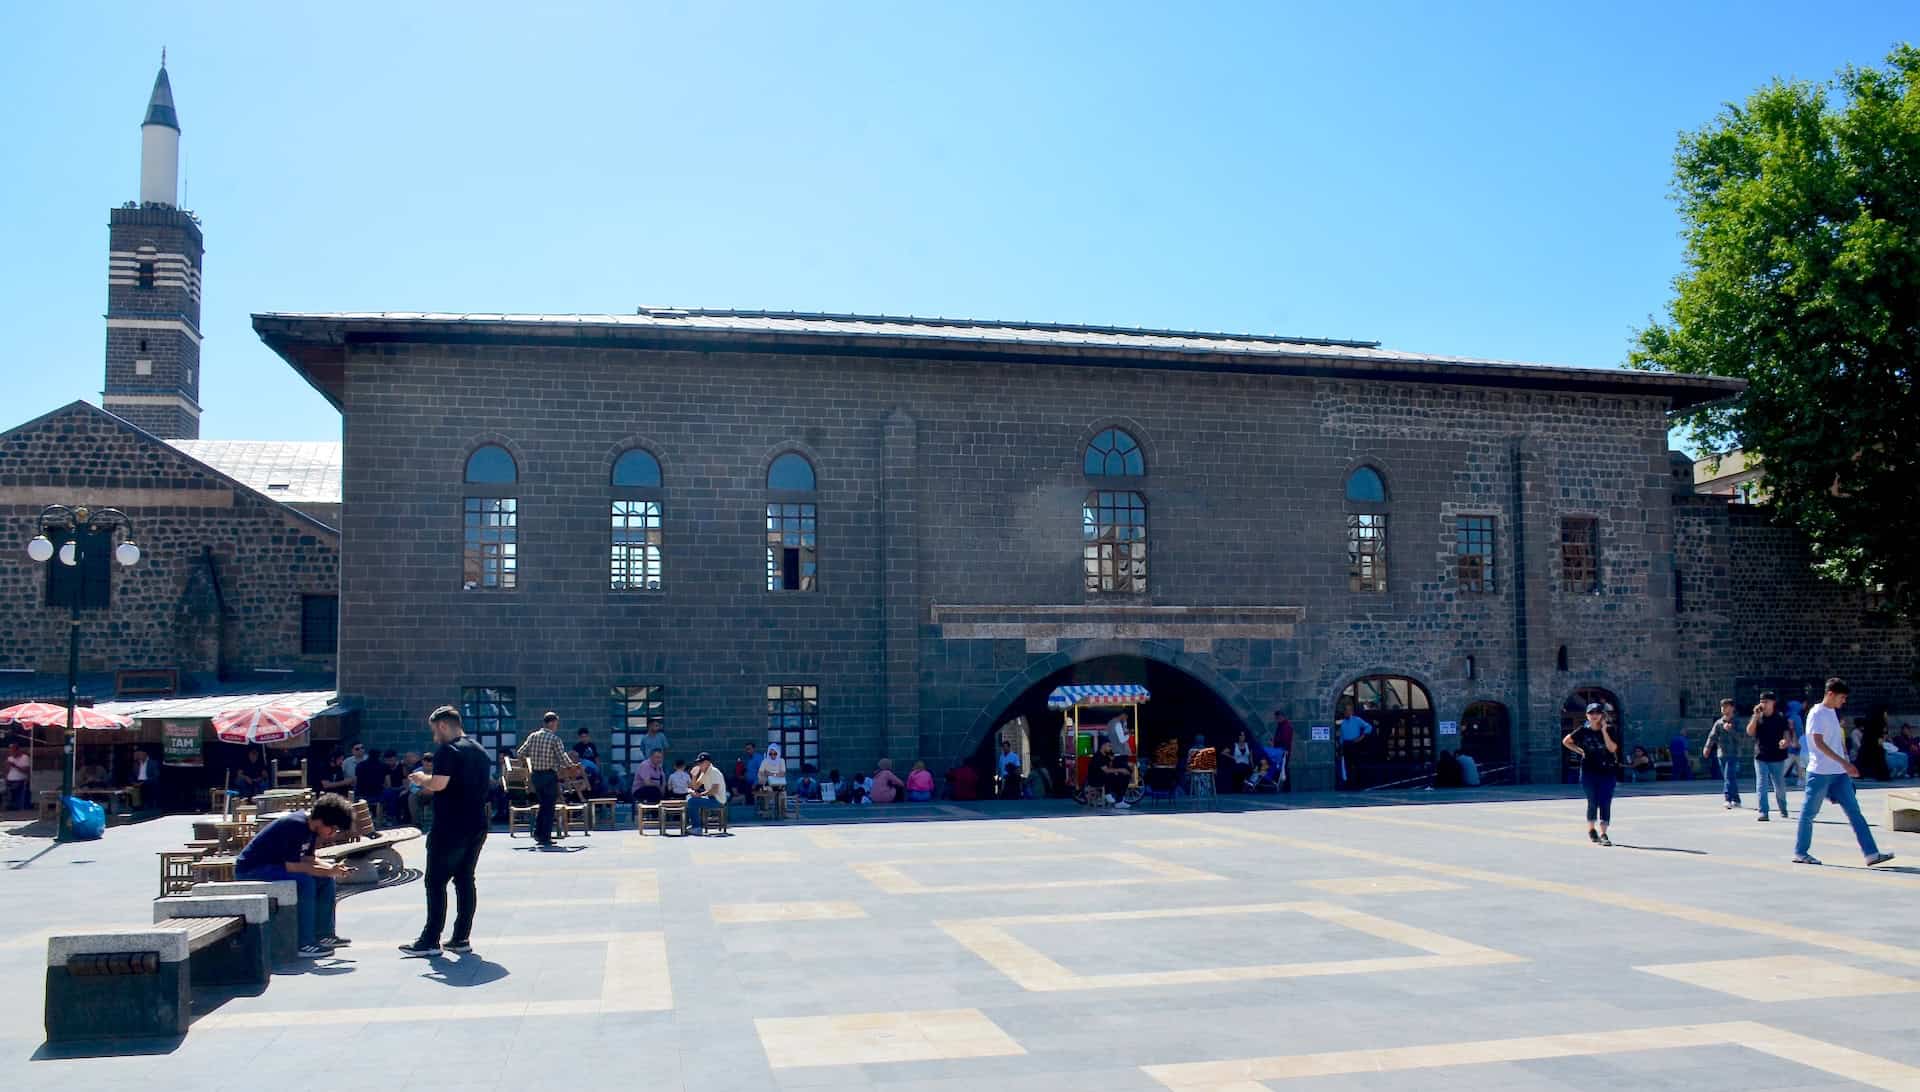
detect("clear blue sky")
[2,3,1910,444]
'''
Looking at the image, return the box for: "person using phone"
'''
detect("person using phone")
[1562,702,1620,846]
[234,793,355,958]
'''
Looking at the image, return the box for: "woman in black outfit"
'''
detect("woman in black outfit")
[1562,702,1620,845]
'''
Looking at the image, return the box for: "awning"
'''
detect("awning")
[92,689,353,723]
[1047,684,1150,710]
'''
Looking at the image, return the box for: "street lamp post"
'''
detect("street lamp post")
[26,506,140,842]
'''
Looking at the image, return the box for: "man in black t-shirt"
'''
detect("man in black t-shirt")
[1748,691,1795,822]
[399,705,493,958]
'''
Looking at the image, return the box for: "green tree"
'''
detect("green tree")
[1632,44,1919,623]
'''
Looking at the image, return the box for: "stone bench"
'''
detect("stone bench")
[45,928,198,1041]
[187,880,299,965]
[1888,789,1920,834]
[152,893,273,988]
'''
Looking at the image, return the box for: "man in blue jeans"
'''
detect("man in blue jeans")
[1747,691,1794,822]
[1794,678,1895,868]
[685,752,727,833]
[234,793,356,957]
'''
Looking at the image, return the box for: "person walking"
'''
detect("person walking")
[515,711,568,847]
[400,705,493,957]
[1705,698,1743,809]
[1747,691,1794,822]
[1562,702,1620,845]
[1793,678,1896,867]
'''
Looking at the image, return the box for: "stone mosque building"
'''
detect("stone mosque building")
[3,59,1916,796]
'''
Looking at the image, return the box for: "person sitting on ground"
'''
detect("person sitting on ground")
[1627,746,1655,783]
[666,758,692,800]
[870,758,906,804]
[1247,757,1281,792]
[632,748,666,804]
[1456,751,1481,786]
[234,792,354,958]
[905,760,935,802]
[821,768,842,803]
[855,771,875,804]
[759,744,789,813]
[1091,739,1134,809]
[945,762,979,801]
[233,746,271,798]
[685,751,728,832]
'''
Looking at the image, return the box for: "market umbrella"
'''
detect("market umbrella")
[211,704,310,745]
[0,702,134,730]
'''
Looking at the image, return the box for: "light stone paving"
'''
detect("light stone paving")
[4,782,1918,1090]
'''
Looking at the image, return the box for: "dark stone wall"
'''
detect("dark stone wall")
[1676,497,1919,729]
[335,341,1688,783]
[0,404,338,681]
[104,207,203,439]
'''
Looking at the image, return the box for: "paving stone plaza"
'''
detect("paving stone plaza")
[4,786,1917,1090]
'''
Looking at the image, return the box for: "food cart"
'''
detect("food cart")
[1047,684,1148,805]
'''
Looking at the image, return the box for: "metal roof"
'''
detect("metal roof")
[253,308,1746,411]
[167,440,342,504]
[93,689,351,721]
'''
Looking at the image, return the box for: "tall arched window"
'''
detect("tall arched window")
[1083,429,1146,593]
[611,449,663,591]
[767,453,817,592]
[1345,465,1388,593]
[463,444,517,590]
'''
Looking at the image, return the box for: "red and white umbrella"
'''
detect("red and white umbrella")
[0,702,134,730]
[210,704,311,745]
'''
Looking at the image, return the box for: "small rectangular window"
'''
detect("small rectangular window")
[1456,516,1495,593]
[460,686,517,760]
[1083,491,1148,594]
[464,497,517,590]
[1347,513,1387,593]
[766,503,817,591]
[136,260,155,289]
[767,684,820,773]
[610,685,665,772]
[300,594,338,655]
[611,500,664,591]
[1560,517,1599,594]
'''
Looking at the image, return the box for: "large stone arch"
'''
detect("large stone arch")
[961,638,1265,761]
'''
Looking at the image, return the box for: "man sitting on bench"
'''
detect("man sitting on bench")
[235,792,354,958]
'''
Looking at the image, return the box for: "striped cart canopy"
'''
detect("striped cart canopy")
[1046,684,1150,710]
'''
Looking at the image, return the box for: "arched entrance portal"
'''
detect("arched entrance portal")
[1560,687,1623,783]
[1458,701,1511,778]
[968,656,1246,797]
[1335,675,1435,790]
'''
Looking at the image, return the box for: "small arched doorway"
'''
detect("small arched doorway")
[1335,675,1435,789]
[1560,687,1623,783]
[969,655,1246,797]
[1457,701,1511,779]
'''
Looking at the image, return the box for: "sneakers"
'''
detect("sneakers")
[443,939,473,954]
[1866,852,1896,867]
[1103,794,1116,806]
[1599,833,1613,847]
[1781,810,1790,819]
[1114,800,1131,810]
[1792,853,1822,865]
[297,944,334,958]
[397,942,442,958]
[316,935,350,948]
[1588,829,1600,844]
[1757,814,1769,822]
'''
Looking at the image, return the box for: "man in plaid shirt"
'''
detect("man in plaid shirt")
[516,712,568,846]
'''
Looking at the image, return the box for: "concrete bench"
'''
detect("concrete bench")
[1888,789,1920,834]
[152,893,273,988]
[45,928,198,1041]
[187,880,299,965]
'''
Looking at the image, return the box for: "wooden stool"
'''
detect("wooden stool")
[589,797,618,831]
[158,850,208,896]
[189,856,236,886]
[701,803,731,836]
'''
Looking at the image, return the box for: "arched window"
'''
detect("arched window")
[1084,429,1145,477]
[1344,465,1388,592]
[463,444,517,590]
[767,453,817,591]
[1334,675,1434,788]
[611,449,664,591]
[1083,429,1147,593]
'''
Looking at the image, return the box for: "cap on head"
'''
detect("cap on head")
[1585,702,1607,715]
[1758,691,1777,702]
[695,751,712,764]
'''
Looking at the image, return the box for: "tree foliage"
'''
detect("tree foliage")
[1632,45,1920,623]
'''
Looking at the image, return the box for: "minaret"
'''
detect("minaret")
[104,52,204,439]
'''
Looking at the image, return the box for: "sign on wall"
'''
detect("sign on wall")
[1310,725,1331,742]
[162,720,202,766]
[1438,721,1459,736]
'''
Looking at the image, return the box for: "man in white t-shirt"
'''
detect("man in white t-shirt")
[685,752,727,834]
[1793,678,1894,867]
